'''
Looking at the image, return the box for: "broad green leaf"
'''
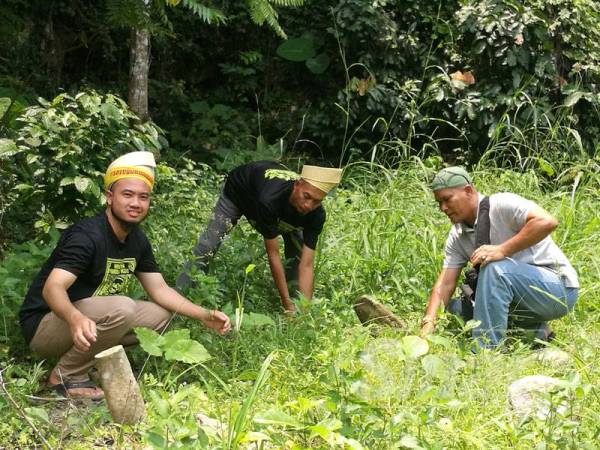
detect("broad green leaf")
[242,312,275,328]
[401,335,429,359]
[154,397,170,417]
[308,419,343,441]
[473,40,486,54]
[0,139,20,158]
[308,424,333,440]
[101,102,122,121]
[162,328,190,345]
[190,101,209,114]
[254,409,304,428]
[425,334,452,349]
[306,53,330,74]
[132,136,146,151]
[421,354,446,378]
[25,407,50,424]
[463,319,481,332]
[135,327,164,356]
[145,431,168,448]
[294,397,323,412]
[399,434,423,449]
[74,176,91,193]
[59,177,74,186]
[536,158,555,176]
[164,338,211,364]
[61,111,79,127]
[564,91,584,108]
[315,418,342,432]
[344,438,366,450]
[240,431,271,444]
[245,263,256,274]
[24,136,41,147]
[0,97,11,119]
[276,38,316,62]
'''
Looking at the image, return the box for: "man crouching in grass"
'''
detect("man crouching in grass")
[420,166,579,350]
[19,151,231,400]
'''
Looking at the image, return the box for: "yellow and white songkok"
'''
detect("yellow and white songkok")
[104,151,156,191]
[300,165,343,194]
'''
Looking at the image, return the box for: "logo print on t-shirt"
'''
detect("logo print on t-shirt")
[93,258,137,296]
[264,168,300,181]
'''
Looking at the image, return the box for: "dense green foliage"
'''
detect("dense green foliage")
[1,158,599,448]
[0,91,166,245]
[2,0,600,165]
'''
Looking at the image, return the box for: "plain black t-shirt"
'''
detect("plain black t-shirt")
[224,161,326,248]
[19,212,160,344]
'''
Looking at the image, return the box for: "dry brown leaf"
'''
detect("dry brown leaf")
[450,70,475,86]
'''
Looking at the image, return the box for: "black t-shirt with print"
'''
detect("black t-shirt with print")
[19,212,160,344]
[224,161,326,249]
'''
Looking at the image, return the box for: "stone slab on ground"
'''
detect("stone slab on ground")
[508,375,567,419]
[535,348,572,368]
[353,295,405,329]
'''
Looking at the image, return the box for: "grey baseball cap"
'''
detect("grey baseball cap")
[431,166,472,191]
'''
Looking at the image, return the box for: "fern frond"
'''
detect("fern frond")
[247,0,286,38]
[177,0,227,24]
[268,0,304,7]
[105,0,152,29]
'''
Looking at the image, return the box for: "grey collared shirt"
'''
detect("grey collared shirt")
[442,192,579,288]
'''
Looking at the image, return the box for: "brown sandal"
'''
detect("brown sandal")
[48,379,104,401]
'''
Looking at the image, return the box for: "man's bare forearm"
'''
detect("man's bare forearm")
[264,239,291,304]
[43,282,84,324]
[298,263,314,300]
[150,285,210,321]
[499,216,557,257]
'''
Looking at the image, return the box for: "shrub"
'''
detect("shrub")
[0,90,167,244]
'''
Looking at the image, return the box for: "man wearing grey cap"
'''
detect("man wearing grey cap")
[420,166,579,350]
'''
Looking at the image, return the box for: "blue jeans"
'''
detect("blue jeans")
[448,259,578,349]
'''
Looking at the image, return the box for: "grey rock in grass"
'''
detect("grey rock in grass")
[535,348,571,368]
[353,295,405,329]
[508,375,566,419]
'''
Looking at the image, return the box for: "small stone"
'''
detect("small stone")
[508,375,566,419]
[536,348,571,367]
[353,295,405,329]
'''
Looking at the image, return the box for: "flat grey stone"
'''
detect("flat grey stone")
[508,375,566,419]
[536,348,571,367]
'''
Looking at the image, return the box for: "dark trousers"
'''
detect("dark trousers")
[177,192,302,290]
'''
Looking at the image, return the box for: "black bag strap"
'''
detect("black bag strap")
[475,196,491,248]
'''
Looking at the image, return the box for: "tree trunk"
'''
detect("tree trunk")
[128,27,151,122]
[95,345,145,424]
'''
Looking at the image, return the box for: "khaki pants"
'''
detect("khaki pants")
[30,296,172,382]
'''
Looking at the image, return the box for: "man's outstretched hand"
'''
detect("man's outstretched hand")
[202,309,231,335]
[419,317,436,337]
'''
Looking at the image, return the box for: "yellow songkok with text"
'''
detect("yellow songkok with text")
[104,151,156,191]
